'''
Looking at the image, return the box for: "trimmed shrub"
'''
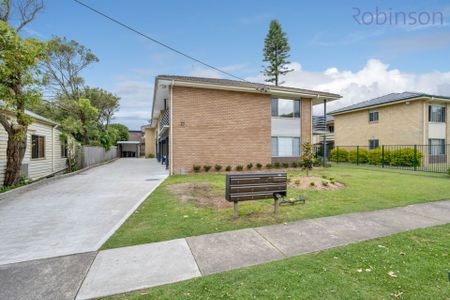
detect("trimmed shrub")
[389,148,422,167]
[322,180,329,186]
[274,162,281,168]
[367,148,383,165]
[330,148,349,162]
[348,148,369,164]
[236,165,243,171]
[147,153,155,158]
[193,165,201,172]
[312,157,322,167]
[214,164,222,171]
[447,167,450,175]
[203,165,212,172]
[246,163,253,170]
[282,162,289,168]
[266,163,272,169]
[225,166,232,171]
[291,161,298,168]
[310,181,315,187]
[294,179,300,185]
[256,163,262,169]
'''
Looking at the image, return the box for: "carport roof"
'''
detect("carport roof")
[117,141,140,144]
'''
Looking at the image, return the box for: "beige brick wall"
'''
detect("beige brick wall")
[334,100,425,146]
[301,98,312,144]
[171,86,272,173]
[144,128,155,157]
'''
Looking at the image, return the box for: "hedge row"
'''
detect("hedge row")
[330,148,423,167]
[192,158,323,173]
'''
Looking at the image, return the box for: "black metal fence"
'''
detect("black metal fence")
[315,144,450,174]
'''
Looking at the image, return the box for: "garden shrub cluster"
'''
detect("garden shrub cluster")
[191,157,323,173]
[330,147,423,167]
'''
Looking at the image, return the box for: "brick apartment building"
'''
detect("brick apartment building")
[146,75,341,174]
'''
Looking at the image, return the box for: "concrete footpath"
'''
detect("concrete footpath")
[1,200,450,300]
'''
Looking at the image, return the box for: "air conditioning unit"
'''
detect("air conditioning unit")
[20,163,29,178]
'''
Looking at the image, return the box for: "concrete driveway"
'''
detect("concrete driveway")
[0,158,168,265]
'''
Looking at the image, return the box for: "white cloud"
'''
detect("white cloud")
[111,77,153,130]
[246,59,450,114]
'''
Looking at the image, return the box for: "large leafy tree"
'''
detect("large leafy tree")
[262,20,293,86]
[0,0,44,32]
[0,21,45,186]
[59,97,98,145]
[82,87,120,130]
[108,123,129,145]
[43,37,99,100]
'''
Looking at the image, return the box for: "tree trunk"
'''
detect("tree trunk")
[4,129,27,186]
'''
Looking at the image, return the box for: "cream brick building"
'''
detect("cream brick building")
[147,75,341,174]
[330,92,450,165]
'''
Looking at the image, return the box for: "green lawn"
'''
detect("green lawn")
[102,165,450,250]
[106,224,450,300]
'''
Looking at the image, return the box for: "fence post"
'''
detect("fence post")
[356,146,359,166]
[336,146,339,164]
[413,144,417,171]
[381,145,385,168]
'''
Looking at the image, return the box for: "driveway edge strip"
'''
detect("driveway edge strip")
[93,174,169,250]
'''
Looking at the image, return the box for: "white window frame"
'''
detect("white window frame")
[369,111,379,123]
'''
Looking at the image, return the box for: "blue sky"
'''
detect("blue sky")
[20,0,450,129]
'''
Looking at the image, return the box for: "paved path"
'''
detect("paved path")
[74,200,450,299]
[1,199,449,299]
[0,158,168,265]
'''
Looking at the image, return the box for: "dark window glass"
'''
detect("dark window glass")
[369,111,379,122]
[271,99,278,117]
[61,141,68,158]
[271,137,278,156]
[32,135,45,159]
[294,100,300,118]
[429,105,446,122]
[271,98,300,118]
[369,139,379,150]
[429,139,446,155]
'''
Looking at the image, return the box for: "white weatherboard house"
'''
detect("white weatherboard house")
[0,110,68,187]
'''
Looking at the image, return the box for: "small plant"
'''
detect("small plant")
[294,179,301,185]
[330,179,336,184]
[291,161,298,168]
[322,175,327,179]
[225,165,232,171]
[256,163,262,169]
[282,162,289,168]
[310,181,315,187]
[214,164,222,171]
[300,142,315,176]
[193,165,201,172]
[274,162,281,168]
[147,153,155,158]
[266,163,272,169]
[322,180,329,186]
[203,165,212,172]
[247,163,253,170]
[287,177,291,183]
[236,165,243,171]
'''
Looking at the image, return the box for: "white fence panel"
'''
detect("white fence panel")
[81,146,117,168]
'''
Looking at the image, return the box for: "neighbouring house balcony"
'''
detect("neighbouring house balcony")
[159,109,170,137]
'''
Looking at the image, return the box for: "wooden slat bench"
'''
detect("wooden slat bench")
[226,172,296,218]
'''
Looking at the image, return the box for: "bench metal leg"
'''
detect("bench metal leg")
[274,198,279,214]
[233,202,238,218]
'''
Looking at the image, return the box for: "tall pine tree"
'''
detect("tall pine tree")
[262,20,293,86]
